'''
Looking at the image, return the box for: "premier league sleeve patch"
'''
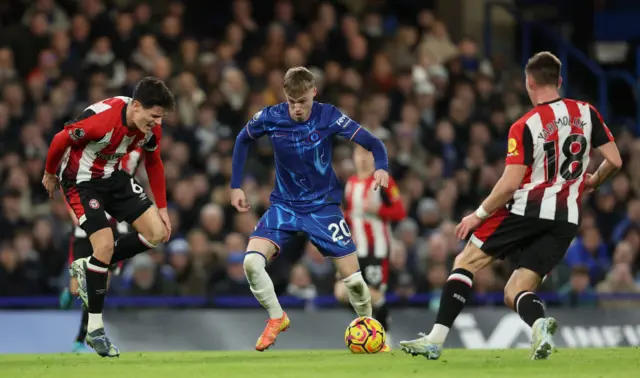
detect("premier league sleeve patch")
[69,128,85,141]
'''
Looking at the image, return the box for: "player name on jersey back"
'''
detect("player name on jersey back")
[505,98,614,225]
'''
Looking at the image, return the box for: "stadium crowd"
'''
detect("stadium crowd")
[0,0,639,309]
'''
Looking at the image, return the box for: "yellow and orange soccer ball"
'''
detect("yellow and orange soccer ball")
[344,316,386,354]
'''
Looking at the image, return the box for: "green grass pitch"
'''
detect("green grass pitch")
[1,348,638,378]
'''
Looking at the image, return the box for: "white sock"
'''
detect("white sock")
[428,324,450,344]
[244,253,284,319]
[343,271,372,318]
[87,313,104,332]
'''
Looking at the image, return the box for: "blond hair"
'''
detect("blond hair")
[283,66,315,97]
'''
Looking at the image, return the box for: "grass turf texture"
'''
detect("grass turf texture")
[1,348,638,378]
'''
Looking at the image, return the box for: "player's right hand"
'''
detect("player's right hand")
[42,171,60,199]
[231,188,251,212]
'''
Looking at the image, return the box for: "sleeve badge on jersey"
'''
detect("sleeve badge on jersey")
[507,137,519,156]
[69,128,85,141]
[390,186,400,200]
[336,114,351,128]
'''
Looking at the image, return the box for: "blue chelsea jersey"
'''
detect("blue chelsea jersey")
[246,102,361,213]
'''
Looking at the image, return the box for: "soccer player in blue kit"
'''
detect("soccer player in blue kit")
[231,67,390,351]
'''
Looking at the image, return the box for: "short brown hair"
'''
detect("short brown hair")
[283,67,315,98]
[525,51,561,87]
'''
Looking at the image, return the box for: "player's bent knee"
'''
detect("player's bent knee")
[147,223,166,246]
[246,238,278,260]
[90,228,115,257]
[243,252,267,278]
[453,243,492,274]
[333,252,360,280]
[133,208,166,246]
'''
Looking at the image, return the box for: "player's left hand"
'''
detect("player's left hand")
[42,171,59,199]
[455,213,483,240]
[584,173,599,194]
[373,169,389,190]
[158,207,172,243]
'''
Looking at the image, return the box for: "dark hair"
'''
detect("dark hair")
[525,51,561,87]
[132,77,175,111]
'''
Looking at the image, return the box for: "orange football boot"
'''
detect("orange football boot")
[255,312,290,351]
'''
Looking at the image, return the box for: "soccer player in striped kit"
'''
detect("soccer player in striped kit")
[59,148,142,352]
[336,145,406,351]
[400,52,622,360]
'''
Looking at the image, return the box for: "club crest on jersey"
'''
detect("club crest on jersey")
[89,199,100,209]
[507,138,519,156]
[307,130,321,144]
[69,128,85,141]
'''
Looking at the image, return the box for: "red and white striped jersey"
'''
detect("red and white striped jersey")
[506,98,615,225]
[344,175,406,259]
[58,97,160,184]
[119,147,144,176]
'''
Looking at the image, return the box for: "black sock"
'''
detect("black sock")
[373,301,391,331]
[76,309,89,342]
[86,256,109,314]
[111,232,152,263]
[435,268,474,328]
[514,291,545,327]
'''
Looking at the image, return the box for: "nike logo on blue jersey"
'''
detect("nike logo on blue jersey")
[342,239,352,246]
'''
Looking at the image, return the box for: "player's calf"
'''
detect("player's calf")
[343,272,372,318]
[110,207,165,263]
[243,251,283,319]
[83,228,114,334]
[334,254,372,318]
[504,268,546,327]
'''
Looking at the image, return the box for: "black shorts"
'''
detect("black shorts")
[470,208,578,277]
[359,254,389,291]
[62,170,153,236]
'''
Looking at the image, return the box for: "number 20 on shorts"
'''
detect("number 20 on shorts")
[329,219,351,243]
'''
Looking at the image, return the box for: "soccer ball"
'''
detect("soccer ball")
[344,316,386,354]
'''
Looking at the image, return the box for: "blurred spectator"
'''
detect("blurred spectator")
[564,226,611,283]
[558,266,598,308]
[122,253,180,296]
[209,251,252,296]
[287,264,317,302]
[596,263,640,309]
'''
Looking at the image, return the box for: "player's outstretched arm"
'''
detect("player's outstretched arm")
[230,127,255,212]
[328,106,388,188]
[352,128,389,189]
